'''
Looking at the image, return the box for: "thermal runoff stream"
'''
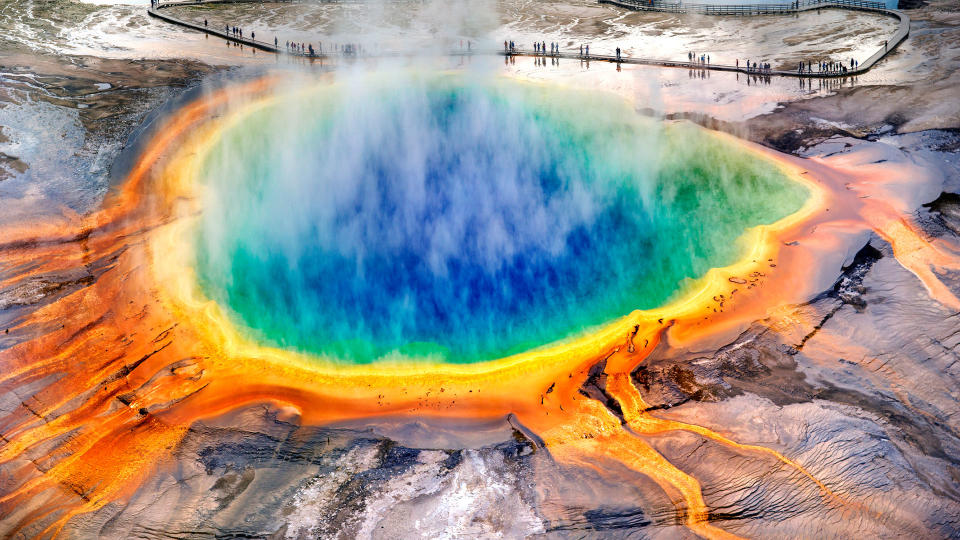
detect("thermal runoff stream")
[193,74,807,364]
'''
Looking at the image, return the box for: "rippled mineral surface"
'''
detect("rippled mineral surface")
[1,0,959,538]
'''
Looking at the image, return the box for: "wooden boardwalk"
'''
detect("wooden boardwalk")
[148,0,909,78]
[149,2,314,56]
[597,0,909,77]
[599,0,886,15]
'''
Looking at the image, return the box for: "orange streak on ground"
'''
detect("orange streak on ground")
[537,398,744,540]
[861,200,960,310]
[604,368,840,503]
[2,74,953,538]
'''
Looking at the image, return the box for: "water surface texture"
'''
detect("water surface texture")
[194,75,808,363]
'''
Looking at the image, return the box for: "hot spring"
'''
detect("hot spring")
[191,73,808,365]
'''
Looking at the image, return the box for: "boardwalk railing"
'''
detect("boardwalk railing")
[148,0,908,78]
[149,0,307,55]
[601,0,884,15]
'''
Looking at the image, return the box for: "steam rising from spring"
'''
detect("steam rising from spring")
[192,70,807,364]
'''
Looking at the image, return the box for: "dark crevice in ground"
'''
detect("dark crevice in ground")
[631,240,884,411]
[578,354,625,422]
[921,191,960,237]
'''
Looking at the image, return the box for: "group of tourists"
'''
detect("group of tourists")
[500,41,624,60]
[743,59,771,73]
[213,18,376,59]
[224,25,256,43]
[822,58,858,74]
[285,41,320,56]
[286,41,307,54]
[502,39,566,56]
[281,41,365,57]
[199,22,870,75]
[795,57,859,74]
[688,51,710,65]
[534,41,560,55]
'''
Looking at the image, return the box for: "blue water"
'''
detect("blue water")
[193,77,808,364]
